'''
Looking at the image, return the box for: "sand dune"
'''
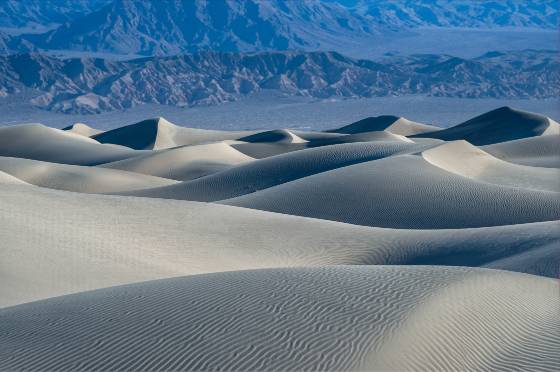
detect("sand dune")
[483,135,560,168]
[328,115,439,136]
[0,123,140,165]
[1,107,558,369]
[62,123,103,137]
[413,106,558,145]
[483,241,559,278]
[0,170,28,185]
[123,141,432,202]
[222,154,560,228]
[422,140,559,191]
[1,266,557,371]
[291,130,347,141]
[238,129,308,144]
[0,157,178,193]
[2,182,558,307]
[100,142,254,181]
[230,126,427,160]
[309,130,414,146]
[230,142,308,158]
[93,117,254,150]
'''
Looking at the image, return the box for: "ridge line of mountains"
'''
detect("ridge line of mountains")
[1,49,557,114]
[0,0,557,56]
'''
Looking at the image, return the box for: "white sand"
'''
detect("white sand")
[222,154,560,228]
[1,107,558,371]
[329,116,439,136]
[306,130,416,146]
[122,141,431,201]
[413,106,558,145]
[0,170,28,185]
[1,182,558,307]
[238,129,308,144]
[1,266,558,371]
[100,141,254,181]
[422,140,559,191]
[62,123,103,137]
[93,117,254,150]
[0,123,140,165]
[0,156,178,193]
[483,134,560,168]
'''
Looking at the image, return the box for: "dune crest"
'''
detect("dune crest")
[0,170,27,185]
[0,123,139,165]
[422,140,559,191]
[1,267,557,372]
[221,155,560,229]
[413,106,557,145]
[100,142,254,181]
[483,134,560,168]
[3,181,559,307]
[122,141,430,201]
[93,117,254,150]
[1,106,558,371]
[328,115,439,136]
[239,129,308,144]
[0,156,178,193]
[62,123,103,137]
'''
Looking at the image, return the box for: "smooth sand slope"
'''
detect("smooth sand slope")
[93,117,254,150]
[328,115,439,136]
[0,123,140,165]
[2,182,559,307]
[62,123,103,137]
[309,131,415,146]
[1,266,558,372]
[0,157,178,193]
[413,106,559,145]
[123,140,435,201]
[100,142,254,181]
[238,129,308,144]
[230,141,308,158]
[0,170,28,185]
[1,107,558,370]
[230,130,437,159]
[483,135,560,168]
[422,140,559,192]
[222,155,560,229]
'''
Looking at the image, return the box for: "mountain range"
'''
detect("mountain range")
[0,0,556,56]
[338,0,558,29]
[1,49,556,114]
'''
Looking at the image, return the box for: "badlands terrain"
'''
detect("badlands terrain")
[0,106,559,371]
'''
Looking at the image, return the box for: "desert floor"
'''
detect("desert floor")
[0,106,559,371]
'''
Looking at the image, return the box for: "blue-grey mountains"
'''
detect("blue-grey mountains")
[1,49,557,114]
[0,0,556,56]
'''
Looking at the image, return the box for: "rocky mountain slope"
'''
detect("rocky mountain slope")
[339,0,558,29]
[5,0,377,56]
[0,0,556,56]
[0,49,556,114]
[0,0,111,32]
